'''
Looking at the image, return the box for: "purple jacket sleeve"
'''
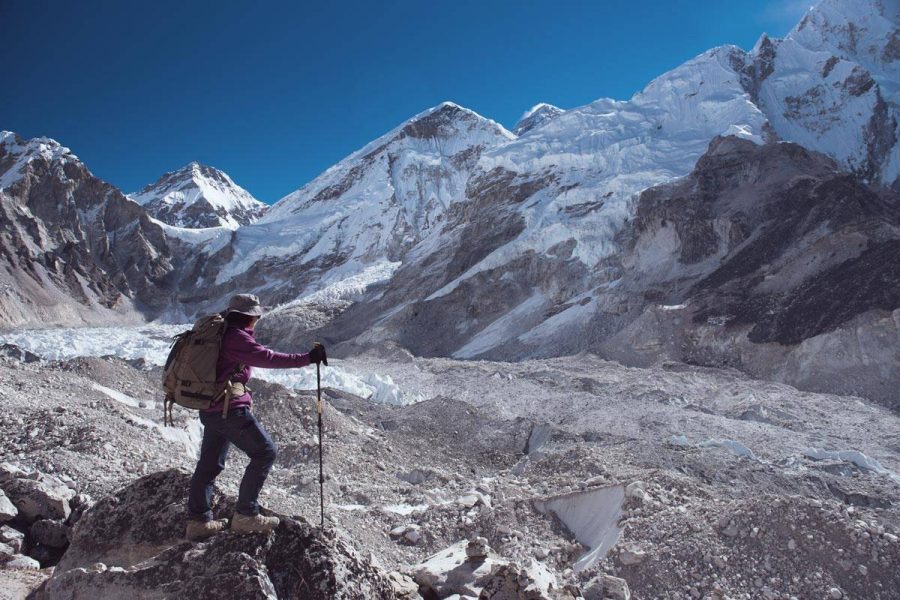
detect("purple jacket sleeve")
[223,329,311,369]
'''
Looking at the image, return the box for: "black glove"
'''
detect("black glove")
[309,342,328,366]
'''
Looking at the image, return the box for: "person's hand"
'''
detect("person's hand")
[309,342,328,366]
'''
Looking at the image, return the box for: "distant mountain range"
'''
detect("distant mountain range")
[0,0,896,405]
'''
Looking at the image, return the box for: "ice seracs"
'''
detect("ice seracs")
[129,161,267,229]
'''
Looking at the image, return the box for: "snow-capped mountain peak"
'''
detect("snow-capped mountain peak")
[787,0,899,102]
[513,103,565,135]
[129,162,267,229]
[214,101,516,290]
[0,131,80,190]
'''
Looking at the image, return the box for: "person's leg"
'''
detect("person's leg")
[187,414,231,521]
[221,409,277,516]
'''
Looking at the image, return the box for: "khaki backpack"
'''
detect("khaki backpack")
[162,313,245,425]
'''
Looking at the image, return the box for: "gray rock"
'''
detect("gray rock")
[466,537,490,560]
[56,469,207,572]
[66,493,94,527]
[0,540,14,558]
[477,562,553,600]
[0,343,41,363]
[584,574,631,600]
[31,519,71,548]
[412,540,500,597]
[3,476,75,523]
[34,469,398,600]
[4,554,41,570]
[1,525,25,553]
[0,489,18,523]
[388,571,421,599]
[0,462,28,485]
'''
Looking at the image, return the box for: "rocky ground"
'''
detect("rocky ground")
[0,345,898,599]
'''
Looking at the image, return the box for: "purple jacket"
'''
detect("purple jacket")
[203,326,310,414]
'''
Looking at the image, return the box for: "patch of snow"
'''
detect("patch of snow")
[381,503,429,515]
[151,218,234,253]
[91,384,142,408]
[91,382,201,458]
[333,504,368,511]
[659,303,688,311]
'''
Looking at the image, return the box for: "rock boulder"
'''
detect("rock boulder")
[0,489,17,523]
[35,468,399,600]
[3,475,75,523]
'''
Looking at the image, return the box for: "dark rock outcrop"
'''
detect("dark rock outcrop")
[0,133,177,326]
[35,469,400,600]
[601,136,900,407]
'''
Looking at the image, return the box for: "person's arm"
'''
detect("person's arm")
[223,329,311,369]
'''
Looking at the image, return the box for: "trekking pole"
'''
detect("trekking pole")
[316,360,325,528]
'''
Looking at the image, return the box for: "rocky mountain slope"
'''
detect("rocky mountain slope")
[0,337,898,598]
[0,132,177,328]
[129,162,267,229]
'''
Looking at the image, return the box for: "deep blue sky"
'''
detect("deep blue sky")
[1,0,809,203]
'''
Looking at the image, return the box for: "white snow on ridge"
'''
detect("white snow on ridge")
[149,218,234,251]
[213,102,514,286]
[787,0,900,104]
[130,162,267,229]
[0,131,79,190]
[426,45,769,297]
[0,325,418,406]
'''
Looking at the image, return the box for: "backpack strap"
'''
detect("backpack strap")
[163,395,174,427]
[221,363,245,419]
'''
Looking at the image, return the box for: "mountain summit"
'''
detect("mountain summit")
[513,103,564,135]
[129,162,267,229]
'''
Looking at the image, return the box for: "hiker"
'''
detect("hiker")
[185,294,327,541]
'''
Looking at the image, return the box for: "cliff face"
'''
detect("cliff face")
[0,132,176,327]
[600,136,900,406]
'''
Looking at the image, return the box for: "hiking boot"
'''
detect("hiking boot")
[185,519,225,541]
[231,513,280,534]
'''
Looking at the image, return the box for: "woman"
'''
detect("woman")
[186,293,326,541]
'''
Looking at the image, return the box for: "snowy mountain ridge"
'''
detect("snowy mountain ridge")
[513,103,565,135]
[0,131,79,190]
[212,101,515,290]
[129,161,267,229]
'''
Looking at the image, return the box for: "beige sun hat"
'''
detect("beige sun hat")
[225,293,266,317]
